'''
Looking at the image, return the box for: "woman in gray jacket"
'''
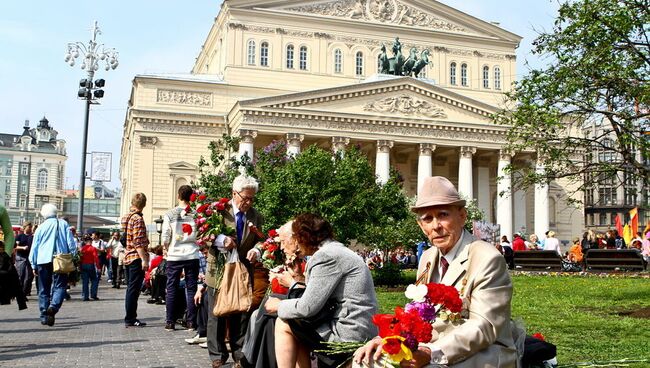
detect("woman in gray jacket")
[264,213,378,368]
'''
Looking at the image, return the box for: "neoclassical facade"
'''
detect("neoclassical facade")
[120,0,583,241]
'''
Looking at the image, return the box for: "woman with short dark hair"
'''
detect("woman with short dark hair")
[264,213,378,368]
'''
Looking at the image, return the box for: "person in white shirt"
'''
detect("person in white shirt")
[91,232,108,278]
[161,185,200,331]
[106,231,124,288]
[543,231,562,256]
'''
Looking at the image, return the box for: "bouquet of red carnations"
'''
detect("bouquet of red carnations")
[187,192,235,248]
[318,282,464,366]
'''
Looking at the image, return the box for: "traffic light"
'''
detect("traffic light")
[76,78,105,100]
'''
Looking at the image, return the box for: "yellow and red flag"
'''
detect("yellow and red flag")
[629,208,638,236]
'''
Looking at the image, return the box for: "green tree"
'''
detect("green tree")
[196,136,419,248]
[495,0,649,195]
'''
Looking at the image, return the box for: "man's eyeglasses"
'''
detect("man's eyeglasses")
[235,191,254,203]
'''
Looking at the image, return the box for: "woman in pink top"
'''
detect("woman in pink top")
[641,231,650,269]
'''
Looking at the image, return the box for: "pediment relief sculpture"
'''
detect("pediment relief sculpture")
[283,0,471,34]
[364,94,447,119]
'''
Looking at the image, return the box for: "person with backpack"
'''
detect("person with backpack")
[161,185,200,331]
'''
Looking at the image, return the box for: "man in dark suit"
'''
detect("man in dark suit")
[205,175,264,368]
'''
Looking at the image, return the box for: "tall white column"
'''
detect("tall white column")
[496,150,513,239]
[286,133,304,157]
[375,140,393,185]
[417,143,436,194]
[238,129,257,162]
[332,136,350,156]
[458,146,476,199]
[477,166,491,222]
[534,159,549,239]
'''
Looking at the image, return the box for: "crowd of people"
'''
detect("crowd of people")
[498,228,650,271]
[8,174,637,367]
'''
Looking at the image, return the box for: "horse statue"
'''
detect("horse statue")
[392,38,405,75]
[378,44,390,74]
[402,47,418,76]
[412,49,430,78]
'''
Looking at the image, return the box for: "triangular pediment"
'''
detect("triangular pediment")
[239,76,498,124]
[168,161,198,171]
[227,0,521,42]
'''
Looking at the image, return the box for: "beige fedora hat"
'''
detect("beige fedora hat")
[411,176,466,211]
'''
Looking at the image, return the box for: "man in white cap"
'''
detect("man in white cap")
[354,176,518,367]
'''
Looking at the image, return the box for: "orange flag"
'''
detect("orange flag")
[629,208,638,236]
[614,213,624,236]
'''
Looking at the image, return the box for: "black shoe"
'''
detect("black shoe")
[155,299,165,305]
[83,298,90,301]
[64,293,71,301]
[125,320,147,328]
[46,307,55,326]
[146,298,157,304]
[40,320,47,325]
[91,297,100,301]
[165,322,175,331]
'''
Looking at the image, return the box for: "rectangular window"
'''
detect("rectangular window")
[19,197,26,208]
[20,182,27,193]
[299,47,308,71]
[21,165,28,176]
[599,212,607,225]
[286,45,294,69]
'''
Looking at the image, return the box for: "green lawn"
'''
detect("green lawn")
[376,274,650,366]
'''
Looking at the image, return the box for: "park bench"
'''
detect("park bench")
[513,250,564,271]
[584,249,645,272]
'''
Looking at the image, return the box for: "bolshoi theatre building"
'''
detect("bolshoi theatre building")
[120,0,584,242]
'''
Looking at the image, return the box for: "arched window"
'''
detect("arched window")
[37,169,48,191]
[450,62,457,85]
[482,66,490,89]
[355,51,364,76]
[494,66,502,90]
[461,63,468,86]
[299,46,308,70]
[286,44,294,69]
[260,42,269,67]
[334,49,343,74]
[247,40,256,65]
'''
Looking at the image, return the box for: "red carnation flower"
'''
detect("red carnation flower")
[185,205,191,213]
[373,313,401,337]
[383,337,402,355]
[268,229,279,238]
[219,197,229,204]
[198,194,207,201]
[216,202,226,211]
[190,193,197,202]
[197,204,209,213]
[267,244,278,252]
[271,278,289,294]
[532,333,545,341]
[182,224,192,235]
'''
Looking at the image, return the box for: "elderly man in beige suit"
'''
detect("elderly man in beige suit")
[354,176,518,368]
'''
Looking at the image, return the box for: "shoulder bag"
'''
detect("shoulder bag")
[213,249,252,316]
[53,219,75,274]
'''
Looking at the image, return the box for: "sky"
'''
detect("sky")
[0,0,560,191]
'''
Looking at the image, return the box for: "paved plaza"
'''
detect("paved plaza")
[0,282,215,368]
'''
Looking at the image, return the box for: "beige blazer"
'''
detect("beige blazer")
[417,231,517,367]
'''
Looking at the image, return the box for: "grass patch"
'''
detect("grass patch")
[376,274,650,366]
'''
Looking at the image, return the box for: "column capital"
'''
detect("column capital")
[286,133,304,147]
[377,140,394,153]
[498,149,513,162]
[332,136,350,154]
[239,129,257,143]
[460,146,476,159]
[419,143,436,156]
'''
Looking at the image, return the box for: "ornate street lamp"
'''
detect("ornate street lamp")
[154,215,164,246]
[65,21,118,234]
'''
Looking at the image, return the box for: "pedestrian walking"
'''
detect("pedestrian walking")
[28,204,77,326]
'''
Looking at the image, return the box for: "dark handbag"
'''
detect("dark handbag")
[287,282,338,327]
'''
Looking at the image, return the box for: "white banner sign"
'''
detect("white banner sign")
[90,152,112,182]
